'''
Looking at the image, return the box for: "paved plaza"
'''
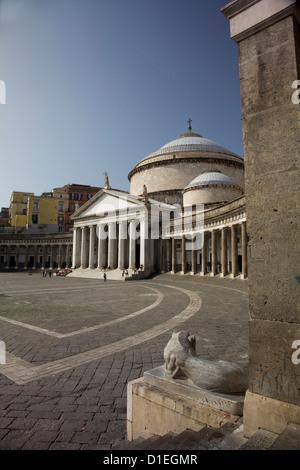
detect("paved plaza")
[0,271,249,450]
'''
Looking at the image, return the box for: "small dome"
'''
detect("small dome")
[184,168,241,190]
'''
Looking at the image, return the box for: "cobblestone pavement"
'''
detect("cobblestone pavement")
[0,272,249,450]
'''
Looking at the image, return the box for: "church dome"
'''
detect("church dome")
[128,123,244,206]
[141,130,240,161]
[184,168,241,190]
[183,168,244,207]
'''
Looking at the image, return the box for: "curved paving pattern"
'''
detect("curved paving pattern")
[0,273,248,450]
[0,283,201,385]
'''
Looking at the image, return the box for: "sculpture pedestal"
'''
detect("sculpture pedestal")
[127,366,245,441]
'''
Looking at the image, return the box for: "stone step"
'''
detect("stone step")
[239,429,278,450]
[116,421,300,451]
[269,423,300,450]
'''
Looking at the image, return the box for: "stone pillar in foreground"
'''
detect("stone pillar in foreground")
[222,0,300,437]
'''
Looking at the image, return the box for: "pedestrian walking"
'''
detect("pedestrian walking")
[103,273,107,282]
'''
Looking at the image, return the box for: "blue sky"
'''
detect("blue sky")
[0,0,243,208]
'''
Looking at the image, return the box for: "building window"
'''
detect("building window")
[58,202,64,212]
[33,200,39,211]
[77,193,83,201]
[58,216,64,226]
[32,214,38,224]
[70,203,75,212]
[70,192,75,200]
[87,193,92,200]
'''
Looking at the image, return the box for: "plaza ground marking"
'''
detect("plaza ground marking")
[0,284,202,384]
[0,285,164,338]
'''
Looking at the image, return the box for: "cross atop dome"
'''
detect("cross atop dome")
[187,118,192,131]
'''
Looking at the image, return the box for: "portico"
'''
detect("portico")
[71,189,156,276]
[71,188,247,280]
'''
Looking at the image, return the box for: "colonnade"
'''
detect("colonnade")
[72,220,148,271]
[72,220,247,278]
[164,221,247,278]
[0,242,73,270]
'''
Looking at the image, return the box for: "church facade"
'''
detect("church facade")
[71,125,248,279]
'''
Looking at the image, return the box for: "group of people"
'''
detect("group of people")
[42,270,52,277]
[103,264,144,282]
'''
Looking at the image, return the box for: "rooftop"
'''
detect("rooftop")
[140,128,241,162]
[184,168,242,190]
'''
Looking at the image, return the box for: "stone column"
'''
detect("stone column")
[221,228,228,277]
[80,226,88,268]
[97,226,108,269]
[65,245,68,268]
[15,245,20,269]
[107,223,117,269]
[57,244,62,271]
[139,217,148,269]
[72,227,80,268]
[230,225,238,278]
[5,245,10,269]
[171,237,176,273]
[165,238,171,272]
[222,0,300,437]
[191,240,197,275]
[89,225,95,269]
[97,226,102,269]
[241,222,247,279]
[211,230,217,276]
[129,221,136,270]
[24,245,29,269]
[33,245,38,270]
[42,245,47,270]
[201,233,207,275]
[51,245,56,269]
[118,221,127,270]
[181,235,186,274]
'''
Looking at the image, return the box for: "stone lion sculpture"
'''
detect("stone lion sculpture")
[164,331,248,394]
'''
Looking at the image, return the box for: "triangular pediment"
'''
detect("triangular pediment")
[71,189,145,220]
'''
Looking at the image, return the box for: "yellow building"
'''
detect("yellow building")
[9,192,34,230]
[27,187,69,233]
[9,187,69,233]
